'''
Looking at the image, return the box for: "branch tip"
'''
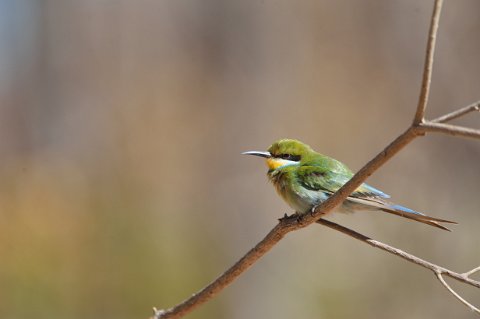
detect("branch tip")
[413,0,444,124]
[464,266,480,277]
[431,101,480,123]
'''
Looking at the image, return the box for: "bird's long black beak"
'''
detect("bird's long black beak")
[241,151,271,158]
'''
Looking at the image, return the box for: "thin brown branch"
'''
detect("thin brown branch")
[316,219,480,288]
[418,122,480,140]
[413,0,444,124]
[152,1,480,318]
[153,222,295,319]
[431,101,480,123]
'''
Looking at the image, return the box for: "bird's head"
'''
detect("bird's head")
[242,139,314,170]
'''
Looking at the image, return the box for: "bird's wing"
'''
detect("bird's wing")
[297,165,390,199]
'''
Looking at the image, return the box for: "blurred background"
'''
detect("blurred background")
[0,1,479,318]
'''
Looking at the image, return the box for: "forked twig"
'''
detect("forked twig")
[436,271,480,314]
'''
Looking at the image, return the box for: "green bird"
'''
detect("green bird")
[243,139,456,230]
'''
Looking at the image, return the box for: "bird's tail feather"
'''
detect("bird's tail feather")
[346,197,457,231]
[379,206,456,231]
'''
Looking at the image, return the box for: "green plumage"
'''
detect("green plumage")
[268,139,388,199]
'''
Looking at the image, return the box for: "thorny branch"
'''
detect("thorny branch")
[153,1,480,318]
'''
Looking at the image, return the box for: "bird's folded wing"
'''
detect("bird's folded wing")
[297,166,390,199]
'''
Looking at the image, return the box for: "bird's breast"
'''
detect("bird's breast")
[268,169,328,214]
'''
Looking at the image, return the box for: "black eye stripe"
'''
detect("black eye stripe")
[277,154,301,161]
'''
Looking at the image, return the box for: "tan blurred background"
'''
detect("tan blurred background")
[0,1,479,318]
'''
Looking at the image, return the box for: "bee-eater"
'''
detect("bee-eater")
[243,139,456,230]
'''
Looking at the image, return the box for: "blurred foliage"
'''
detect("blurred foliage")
[0,1,479,319]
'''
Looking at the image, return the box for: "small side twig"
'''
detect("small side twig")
[418,122,480,140]
[431,101,480,123]
[464,266,480,277]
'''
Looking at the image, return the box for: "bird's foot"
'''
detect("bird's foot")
[278,212,299,222]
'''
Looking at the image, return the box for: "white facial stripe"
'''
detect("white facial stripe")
[276,159,299,167]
